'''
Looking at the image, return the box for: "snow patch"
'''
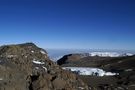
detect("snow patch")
[40,50,46,54]
[63,67,118,76]
[31,51,34,53]
[42,66,47,71]
[35,67,39,69]
[125,53,133,56]
[104,72,118,76]
[33,60,45,64]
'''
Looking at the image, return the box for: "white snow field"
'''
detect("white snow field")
[63,67,118,76]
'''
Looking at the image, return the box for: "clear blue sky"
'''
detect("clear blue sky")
[0,0,135,50]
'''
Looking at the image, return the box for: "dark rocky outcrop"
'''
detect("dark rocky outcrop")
[0,43,89,90]
[57,53,89,66]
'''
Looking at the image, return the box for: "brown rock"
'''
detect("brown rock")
[0,43,89,90]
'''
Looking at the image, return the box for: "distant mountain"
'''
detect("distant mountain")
[57,52,134,66]
[57,53,135,90]
[47,49,90,61]
[89,52,133,57]
[47,49,135,61]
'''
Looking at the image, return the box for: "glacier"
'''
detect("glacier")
[89,52,133,57]
[63,67,119,76]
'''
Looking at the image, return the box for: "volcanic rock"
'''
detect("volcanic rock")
[0,43,89,90]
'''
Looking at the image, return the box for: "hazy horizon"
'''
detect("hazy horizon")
[46,48,135,61]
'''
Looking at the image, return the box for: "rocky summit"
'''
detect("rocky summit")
[0,43,89,90]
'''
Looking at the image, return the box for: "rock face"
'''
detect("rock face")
[0,43,89,90]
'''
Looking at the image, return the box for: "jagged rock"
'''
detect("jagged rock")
[0,43,89,90]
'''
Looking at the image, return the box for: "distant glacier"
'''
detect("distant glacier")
[47,49,135,61]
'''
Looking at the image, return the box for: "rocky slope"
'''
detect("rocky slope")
[0,43,89,90]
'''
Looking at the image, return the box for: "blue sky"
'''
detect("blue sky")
[0,0,135,50]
